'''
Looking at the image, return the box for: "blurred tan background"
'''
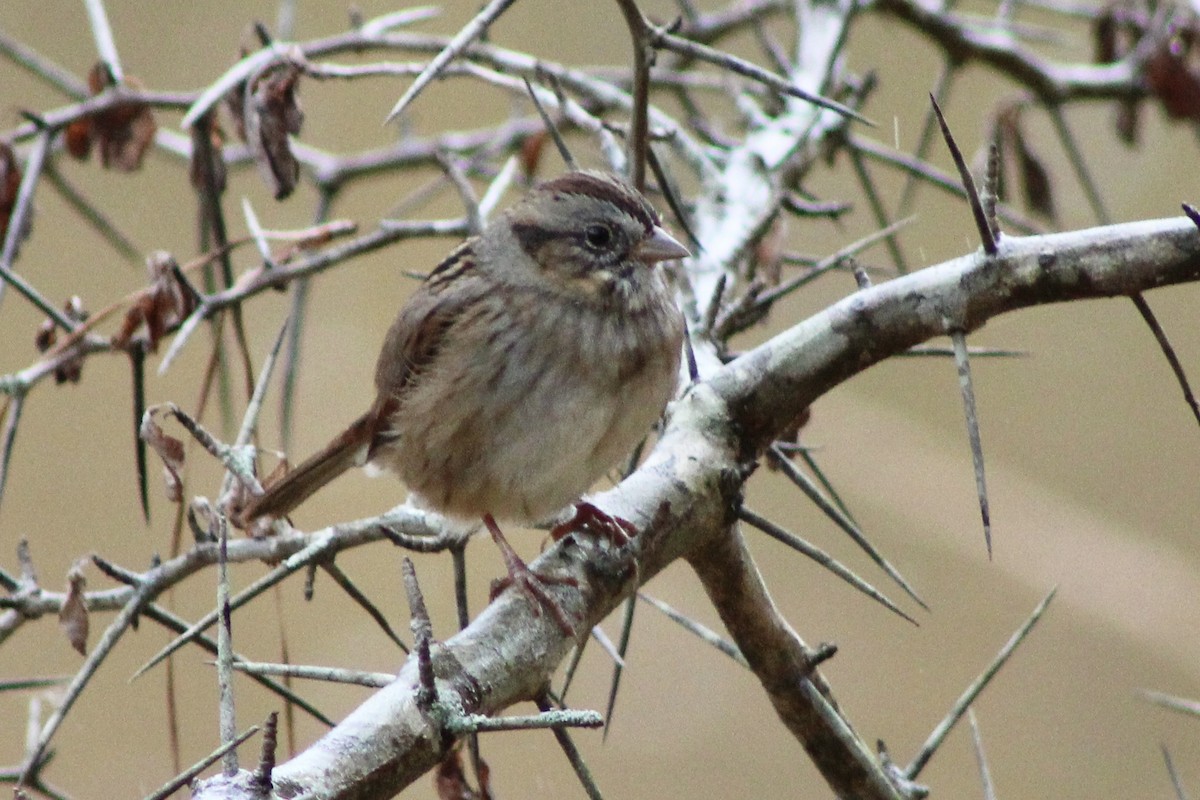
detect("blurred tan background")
[2,1,1199,798]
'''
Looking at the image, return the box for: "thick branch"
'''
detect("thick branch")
[875,0,1141,103]
[712,217,1200,453]
[196,387,740,799]
[689,526,905,800]
[192,214,1200,799]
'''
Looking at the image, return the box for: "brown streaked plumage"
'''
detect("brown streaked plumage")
[241,170,687,631]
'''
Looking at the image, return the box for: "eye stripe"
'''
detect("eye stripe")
[509,220,558,259]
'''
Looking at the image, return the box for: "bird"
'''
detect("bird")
[240,169,688,633]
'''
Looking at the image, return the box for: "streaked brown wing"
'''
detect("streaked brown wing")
[366,239,484,457]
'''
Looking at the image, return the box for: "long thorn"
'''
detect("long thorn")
[603,594,637,741]
[1129,293,1200,431]
[384,0,517,123]
[1162,744,1192,800]
[930,95,996,255]
[637,592,747,668]
[769,444,926,609]
[968,709,996,800]
[738,507,916,625]
[905,587,1057,780]
[522,77,577,170]
[951,330,992,558]
[537,694,604,800]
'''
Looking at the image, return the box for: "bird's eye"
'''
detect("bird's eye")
[584,224,613,249]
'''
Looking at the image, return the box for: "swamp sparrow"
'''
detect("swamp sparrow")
[242,170,688,631]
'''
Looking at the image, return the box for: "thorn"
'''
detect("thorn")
[1130,293,1200,431]
[252,20,273,46]
[536,693,605,799]
[683,317,700,384]
[982,140,1001,241]
[905,587,1056,781]
[637,592,748,668]
[521,77,577,171]
[401,557,436,710]
[852,259,872,289]
[384,0,517,124]
[930,94,997,256]
[702,274,727,333]
[739,506,916,625]
[805,641,838,668]
[950,329,992,558]
[968,710,997,800]
[603,593,638,742]
[647,144,703,252]
[766,443,926,610]
[321,561,409,652]
[250,711,279,796]
[130,342,149,524]
[1182,202,1200,232]
[1162,744,1191,800]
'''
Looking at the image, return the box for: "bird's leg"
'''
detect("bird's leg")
[550,500,638,545]
[485,513,577,636]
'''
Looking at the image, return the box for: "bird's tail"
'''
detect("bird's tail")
[240,412,376,523]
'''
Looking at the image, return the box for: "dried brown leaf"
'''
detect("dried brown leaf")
[224,52,251,142]
[0,142,22,243]
[59,560,89,655]
[71,63,158,172]
[1090,6,1150,144]
[141,407,185,502]
[246,65,303,200]
[111,252,198,352]
[189,112,227,195]
[519,131,548,180]
[1015,138,1055,221]
[751,216,787,288]
[1093,7,1118,64]
[1146,38,1200,122]
[64,117,93,160]
[34,318,56,353]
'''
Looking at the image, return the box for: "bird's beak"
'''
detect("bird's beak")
[635,226,690,263]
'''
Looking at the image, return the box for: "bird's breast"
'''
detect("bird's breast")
[377,289,682,523]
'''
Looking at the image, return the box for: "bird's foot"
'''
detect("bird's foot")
[550,501,637,545]
[485,514,577,636]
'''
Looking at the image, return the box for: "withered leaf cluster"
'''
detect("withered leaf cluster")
[110,252,199,352]
[224,62,305,200]
[1095,4,1200,142]
[34,296,89,384]
[64,62,157,172]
